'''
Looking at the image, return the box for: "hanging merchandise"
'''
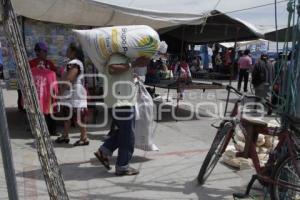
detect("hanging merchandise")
[74,25,168,72]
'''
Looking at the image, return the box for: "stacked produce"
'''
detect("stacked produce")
[222,120,280,169]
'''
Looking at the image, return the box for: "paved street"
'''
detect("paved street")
[0,82,270,200]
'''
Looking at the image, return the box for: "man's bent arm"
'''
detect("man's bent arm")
[108,64,130,75]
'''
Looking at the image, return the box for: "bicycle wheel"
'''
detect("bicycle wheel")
[270,155,300,200]
[197,121,234,185]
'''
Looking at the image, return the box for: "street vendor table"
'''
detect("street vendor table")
[145,80,225,121]
[146,80,224,102]
[191,71,231,80]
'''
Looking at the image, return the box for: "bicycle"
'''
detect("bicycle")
[197,85,300,200]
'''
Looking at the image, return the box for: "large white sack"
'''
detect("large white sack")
[135,81,159,151]
[74,25,167,72]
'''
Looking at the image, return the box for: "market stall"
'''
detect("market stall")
[147,80,224,101]
[158,10,263,81]
[159,10,263,43]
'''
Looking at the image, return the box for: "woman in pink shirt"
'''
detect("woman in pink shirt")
[237,49,252,92]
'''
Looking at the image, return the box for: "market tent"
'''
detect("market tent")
[220,39,268,48]
[159,10,263,44]
[264,26,294,42]
[9,0,209,29]
[4,0,279,53]
[5,0,280,30]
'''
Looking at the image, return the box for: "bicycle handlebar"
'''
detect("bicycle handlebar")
[225,84,277,110]
[225,85,242,96]
[226,85,260,100]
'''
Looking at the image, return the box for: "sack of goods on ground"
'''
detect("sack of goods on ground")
[222,120,280,170]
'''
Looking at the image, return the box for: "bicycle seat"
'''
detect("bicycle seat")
[241,117,268,127]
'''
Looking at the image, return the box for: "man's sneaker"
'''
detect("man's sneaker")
[115,167,139,176]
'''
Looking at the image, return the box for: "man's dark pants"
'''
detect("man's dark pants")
[238,69,249,92]
[100,106,135,172]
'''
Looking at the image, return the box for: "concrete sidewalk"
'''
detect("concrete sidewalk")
[0,86,269,200]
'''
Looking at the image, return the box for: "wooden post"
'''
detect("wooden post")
[224,27,240,116]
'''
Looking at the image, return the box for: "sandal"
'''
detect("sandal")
[55,136,70,144]
[94,150,111,170]
[73,139,90,146]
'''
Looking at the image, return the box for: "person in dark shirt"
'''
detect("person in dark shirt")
[252,54,274,98]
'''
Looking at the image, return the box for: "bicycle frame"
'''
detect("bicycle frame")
[213,93,240,156]
[229,115,300,194]
[199,85,300,198]
[223,86,300,190]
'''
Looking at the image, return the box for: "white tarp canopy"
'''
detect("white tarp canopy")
[159,10,263,43]
[8,0,285,30]
[220,39,268,48]
[9,0,210,29]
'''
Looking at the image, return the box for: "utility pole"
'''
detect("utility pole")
[0,86,19,200]
[0,0,69,199]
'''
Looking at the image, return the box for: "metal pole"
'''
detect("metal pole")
[224,27,239,116]
[177,26,186,108]
[0,87,19,200]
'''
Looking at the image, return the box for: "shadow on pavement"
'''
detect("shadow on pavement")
[71,133,108,141]
[25,141,76,149]
[17,156,152,181]
[6,107,111,138]
[24,133,108,150]
[155,104,212,123]
[6,107,33,139]
[67,179,240,200]
[184,179,239,200]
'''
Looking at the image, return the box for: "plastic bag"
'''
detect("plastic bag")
[74,25,167,72]
[135,81,159,151]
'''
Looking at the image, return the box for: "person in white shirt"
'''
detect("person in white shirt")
[55,43,89,146]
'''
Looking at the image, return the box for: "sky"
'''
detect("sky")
[229,1,290,31]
